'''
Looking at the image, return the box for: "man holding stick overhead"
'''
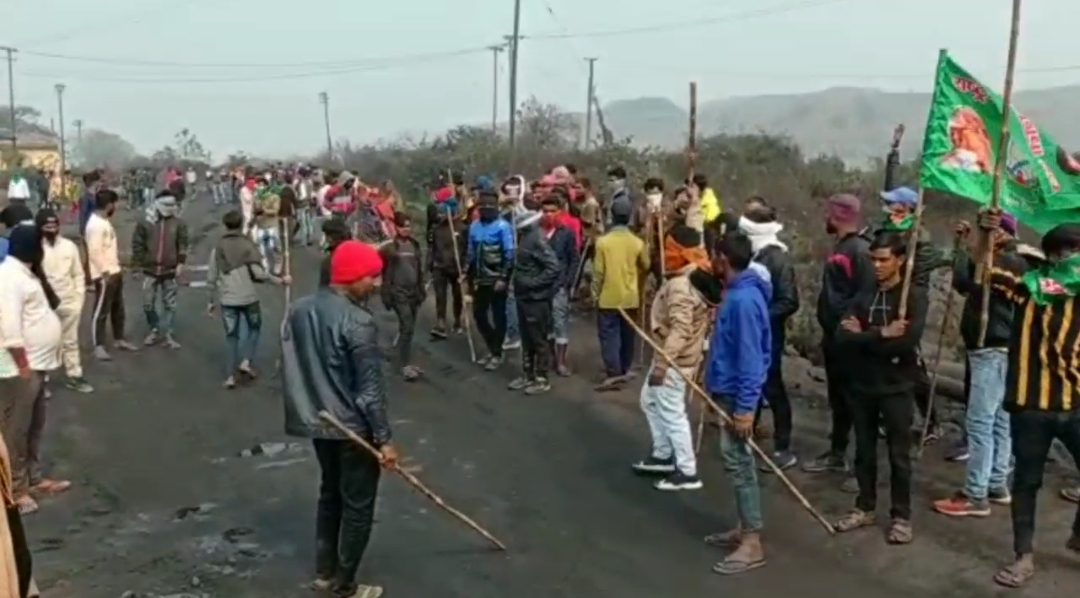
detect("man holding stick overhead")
[281,240,397,598]
[701,231,771,575]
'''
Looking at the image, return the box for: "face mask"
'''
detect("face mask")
[478,206,499,222]
[646,193,662,209]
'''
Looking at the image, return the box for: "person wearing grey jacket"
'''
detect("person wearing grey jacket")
[206,210,290,388]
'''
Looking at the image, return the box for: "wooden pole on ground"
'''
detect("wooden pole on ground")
[619,308,836,534]
[319,411,508,551]
[975,0,1022,347]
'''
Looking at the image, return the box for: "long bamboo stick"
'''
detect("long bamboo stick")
[319,411,508,551]
[975,0,1022,347]
[897,189,926,321]
[916,237,963,459]
[617,308,836,534]
[445,169,477,363]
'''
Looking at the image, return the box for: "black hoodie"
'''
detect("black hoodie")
[835,282,928,395]
[817,232,876,339]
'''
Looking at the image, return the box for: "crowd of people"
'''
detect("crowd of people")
[0,138,1079,596]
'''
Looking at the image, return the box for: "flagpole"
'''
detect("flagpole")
[976,0,1022,347]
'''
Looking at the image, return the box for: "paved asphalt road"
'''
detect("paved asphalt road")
[22,198,1080,597]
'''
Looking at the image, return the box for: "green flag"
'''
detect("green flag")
[1021,254,1080,305]
[919,51,1080,233]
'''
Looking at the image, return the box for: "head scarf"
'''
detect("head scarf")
[146,193,179,224]
[663,224,709,275]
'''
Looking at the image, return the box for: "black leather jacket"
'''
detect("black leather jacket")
[281,289,392,445]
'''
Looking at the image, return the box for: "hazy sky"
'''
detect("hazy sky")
[6,0,1079,158]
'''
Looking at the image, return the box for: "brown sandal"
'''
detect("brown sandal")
[834,509,876,533]
[886,518,913,544]
[993,561,1034,588]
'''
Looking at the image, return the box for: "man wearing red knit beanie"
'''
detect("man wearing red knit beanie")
[281,240,397,598]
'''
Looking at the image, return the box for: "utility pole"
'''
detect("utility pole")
[2,46,16,155]
[55,84,66,178]
[583,58,597,150]
[487,44,505,134]
[318,91,332,162]
[73,119,83,144]
[507,0,522,167]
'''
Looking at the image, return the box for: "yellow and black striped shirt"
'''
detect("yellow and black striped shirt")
[992,267,1080,412]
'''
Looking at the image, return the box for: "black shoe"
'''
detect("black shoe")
[631,455,675,475]
[654,470,703,491]
[760,450,797,473]
[801,451,847,473]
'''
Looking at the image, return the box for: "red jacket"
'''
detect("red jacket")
[557,211,582,250]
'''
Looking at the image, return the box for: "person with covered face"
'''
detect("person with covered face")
[506,207,561,394]
[465,190,515,370]
[831,231,927,545]
[36,209,93,393]
[132,190,189,349]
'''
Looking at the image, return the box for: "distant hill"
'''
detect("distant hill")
[597,85,1080,165]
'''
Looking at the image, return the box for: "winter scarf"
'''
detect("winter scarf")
[738,216,788,254]
[145,194,179,224]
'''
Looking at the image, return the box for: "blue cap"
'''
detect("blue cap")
[880,186,918,207]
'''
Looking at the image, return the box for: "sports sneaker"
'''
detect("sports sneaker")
[93,346,112,361]
[502,338,521,351]
[508,376,531,391]
[524,377,551,395]
[759,450,798,473]
[655,470,704,491]
[483,354,504,371]
[64,377,94,393]
[933,492,991,517]
[801,451,847,473]
[988,486,1013,505]
[143,330,161,346]
[163,336,181,350]
[945,441,970,462]
[631,455,675,475]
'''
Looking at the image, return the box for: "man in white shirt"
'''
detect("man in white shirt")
[5,172,31,206]
[0,225,69,515]
[85,189,138,360]
[36,209,93,393]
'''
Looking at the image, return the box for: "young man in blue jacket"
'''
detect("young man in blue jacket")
[466,190,515,370]
[703,230,771,575]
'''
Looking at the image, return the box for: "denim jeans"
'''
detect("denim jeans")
[549,287,571,345]
[142,276,178,337]
[641,364,696,475]
[964,348,1011,500]
[597,309,635,377]
[716,394,763,532]
[222,303,261,375]
[297,207,317,245]
[504,284,520,344]
[255,226,281,272]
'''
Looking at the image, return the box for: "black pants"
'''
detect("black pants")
[392,301,419,365]
[518,298,553,379]
[432,268,463,325]
[1010,409,1080,555]
[472,285,507,357]
[755,344,793,452]
[850,388,914,520]
[313,438,381,595]
[823,339,853,455]
[92,273,126,348]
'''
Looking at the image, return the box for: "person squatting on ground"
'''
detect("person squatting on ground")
[380,213,426,381]
[132,190,189,350]
[739,198,801,470]
[506,208,561,395]
[592,194,649,391]
[803,193,876,475]
[632,241,720,492]
[954,211,1080,589]
[207,210,291,389]
[702,231,772,575]
[0,225,72,516]
[426,199,466,339]
[830,231,927,545]
[36,209,93,394]
[466,190,515,371]
[86,189,138,361]
[539,192,581,376]
[282,240,397,598]
[933,214,1026,517]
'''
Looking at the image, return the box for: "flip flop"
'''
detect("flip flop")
[16,495,38,515]
[993,563,1034,588]
[712,557,766,575]
[33,479,71,494]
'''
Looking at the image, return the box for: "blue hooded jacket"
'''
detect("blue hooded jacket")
[466,217,515,286]
[704,269,773,415]
[78,191,96,236]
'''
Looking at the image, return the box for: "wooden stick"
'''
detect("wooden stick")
[570,237,593,299]
[318,411,507,551]
[692,360,708,455]
[445,170,477,363]
[916,238,963,459]
[618,308,836,534]
[976,0,1022,347]
[897,189,925,320]
[688,82,698,180]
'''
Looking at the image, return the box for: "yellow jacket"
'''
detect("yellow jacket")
[701,187,721,224]
[592,227,649,309]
